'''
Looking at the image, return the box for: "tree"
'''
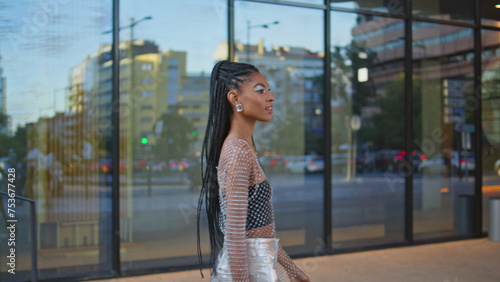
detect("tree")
[360,74,422,150]
[153,109,194,161]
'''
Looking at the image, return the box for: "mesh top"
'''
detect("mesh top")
[217,139,303,281]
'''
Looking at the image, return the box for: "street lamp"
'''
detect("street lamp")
[246,20,279,62]
[102,16,153,37]
[103,16,153,165]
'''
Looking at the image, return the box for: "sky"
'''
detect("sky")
[0,0,356,129]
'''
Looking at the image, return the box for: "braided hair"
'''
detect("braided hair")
[197,60,260,276]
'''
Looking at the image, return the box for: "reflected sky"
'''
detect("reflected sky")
[0,0,346,129]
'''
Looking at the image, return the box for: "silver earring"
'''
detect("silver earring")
[235,104,243,112]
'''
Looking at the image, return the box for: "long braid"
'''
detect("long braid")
[197,60,259,277]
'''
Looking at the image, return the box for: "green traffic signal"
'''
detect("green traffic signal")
[141,137,149,144]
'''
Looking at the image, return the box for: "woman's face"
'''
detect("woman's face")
[231,72,275,122]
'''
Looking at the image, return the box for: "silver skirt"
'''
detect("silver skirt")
[211,238,282,282]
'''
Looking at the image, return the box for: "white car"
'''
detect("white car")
[418,151,475,175]
[285,155,324,173]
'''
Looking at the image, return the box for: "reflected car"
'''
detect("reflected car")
[95,159,126,174]
[285,155,324,173]
[392,150,427,173]
[418,151,474,175]
[259,155,288,173]
[374,150,399,172]
[169,159,190,172]
[451,151,475,174]
[150,161,167,172]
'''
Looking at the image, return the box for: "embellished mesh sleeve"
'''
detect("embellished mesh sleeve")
[278,244,308,281]
[218,139,254,281]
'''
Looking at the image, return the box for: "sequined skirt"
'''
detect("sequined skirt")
[211,238,282,282]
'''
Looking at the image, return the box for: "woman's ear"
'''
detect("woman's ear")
[227,90,239,106]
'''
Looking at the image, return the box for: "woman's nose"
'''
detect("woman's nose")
[268,91,275,101]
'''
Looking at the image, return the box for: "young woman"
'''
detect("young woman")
[197,60,310,282]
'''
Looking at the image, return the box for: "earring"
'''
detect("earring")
[235,104,243,112]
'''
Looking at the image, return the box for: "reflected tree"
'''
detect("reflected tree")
[154,108,194,161]
[360,74,422,149]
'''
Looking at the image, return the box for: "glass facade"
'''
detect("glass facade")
[412,22,476,239]
[235,1,325,254]
[0,0,498,280]
[412,0,474,23]
[330,12,406,247]
[481,28,500,232]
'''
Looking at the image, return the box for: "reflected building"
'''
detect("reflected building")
[0,53,8,135]
[179,73,210,153]
[25,39,190,253]
[215,40,324,154]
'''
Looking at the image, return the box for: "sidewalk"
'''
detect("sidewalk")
[92,238,500,282]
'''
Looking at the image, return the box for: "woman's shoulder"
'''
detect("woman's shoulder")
[219,138,257,164]
[223,138,255,153]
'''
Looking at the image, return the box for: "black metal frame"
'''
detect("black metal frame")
[18,0,500,280]
[472,0,483,237]
[322,0,333,254]
[404,0,414,243]
[111,0,122,276]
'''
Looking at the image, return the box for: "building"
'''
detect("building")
[0,53,8,135]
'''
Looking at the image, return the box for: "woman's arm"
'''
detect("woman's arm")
[277,245,310,282]
[219,140,254,281]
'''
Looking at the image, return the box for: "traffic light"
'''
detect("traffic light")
[141,137,149,144]
[191,130,198,138]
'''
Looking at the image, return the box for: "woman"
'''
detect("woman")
[197,60,310,282]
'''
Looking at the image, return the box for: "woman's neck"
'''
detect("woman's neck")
[227,116,255,145]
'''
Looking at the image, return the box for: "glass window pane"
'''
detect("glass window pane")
[235,1,325,254]
[481,0,500,27]
[412,0,474,23]
[0,0,113,279]
[331,0,406,15]
[119,0,226,271]
[481,29,500,232]
[273,0,324,4]
[331,11,406,248]
[412,23,476,239]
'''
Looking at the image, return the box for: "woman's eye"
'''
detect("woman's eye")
[256,88,265,93]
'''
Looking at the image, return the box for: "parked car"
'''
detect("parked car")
[418,151,475,175]
[392,150,427,173]
[374,150,399,172]
[169,159,190,172]
[451,151,475,174]
[259,155,288,173]
[495,159,500,176]
[285,155,324,174]
[150,161,167,172]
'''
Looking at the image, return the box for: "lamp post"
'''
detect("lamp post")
[104,16,152,170]
[246,20,279,62]
[123,17,152,157]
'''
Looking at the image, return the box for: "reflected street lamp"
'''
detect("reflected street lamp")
[246,20,279,62]
[104,16,153,161]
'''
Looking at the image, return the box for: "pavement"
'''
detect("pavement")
[91,238,500,282]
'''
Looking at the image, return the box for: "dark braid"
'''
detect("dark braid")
[197,60,259,277]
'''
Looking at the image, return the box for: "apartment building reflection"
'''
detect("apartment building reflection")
[22,39,193,255]
[214,39,325,155]
[0,54,8,135]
